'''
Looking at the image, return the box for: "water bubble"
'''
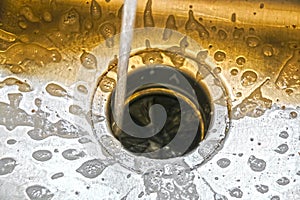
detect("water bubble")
[32,150,53,162]
[230,68,239,76]
[76,159,107,178]
[260,3,265,9]
[45,83,68,97]
[90,0,102,20]
[262,45,274,57]
[276,177,290,186]
[246,36,260,47]
[217,29,227,40]
[216,158,231,168]
[51,172,64,179]
[229,188,243,198]
[214,51,226,62]
[279,131,289,139]
[80,50,97,69]
[62,149,86,160]
[236,56,246,65]
[26,185,54,200]
[247,155,266,172]
[255,184,269,194]
[19,6,40,23]
[274,144,289,154]
[77,85,88,94]
[241,70,258,86]
[0,157,17,175]
[144,0,155,27]
[99,77,116,92]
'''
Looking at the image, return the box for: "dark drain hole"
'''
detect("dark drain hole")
[108,66,212,159]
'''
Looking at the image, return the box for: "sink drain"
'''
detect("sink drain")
[89,28,231,172]
[109,66,211,159]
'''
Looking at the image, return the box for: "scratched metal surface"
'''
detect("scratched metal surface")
[0,0,300,200]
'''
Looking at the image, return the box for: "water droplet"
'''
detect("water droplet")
[216,158,231,168]
[233,28,244,39]
[19,6,40,23]
[0,29,17,42]
[255,184,269,194]
[230,68,239,76]
[45,83,68,97]
[26,185,54,200]
[260,3,265,9]
[76,159,106,178]
[275,49,300,90]
[246,36,260,47]
[32,150,53,162]
[2,43,61,67]
[144,0,155,27]
[0,157,17,175]
[271,196,280,200]
[197,50,208,63]
[138,191,144,198]
[7,139,17,145]
[214,51,226,62]
[276,177,290,185]
[235,92,242,97]
[241,70,258,86]
[290,111,298,118]
[229,188,243,198]
[18,21,28,29]
[231,13,236,22]
[69,105,83,116]
[43,11,53,22]
[247,155,266,172]
[90,0,102,20]
[279,131,289,139]
[236,56,246,65]
[99,22,116,47]
[59,9,80,33]
[274,144,289,154]
[262,45,274,57]
[217,29,227,40]
[213,67,222,74]
[77,85,88,94]
[100,77,116,92]
[80,50,97,69]
[51,172,64,179]
[78,137,92,144]
[0,77,32,92]
[185,10,209,39]
[163,15,177,41]
[62,149,86,160]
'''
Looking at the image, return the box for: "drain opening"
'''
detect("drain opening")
[108,65,212,159]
